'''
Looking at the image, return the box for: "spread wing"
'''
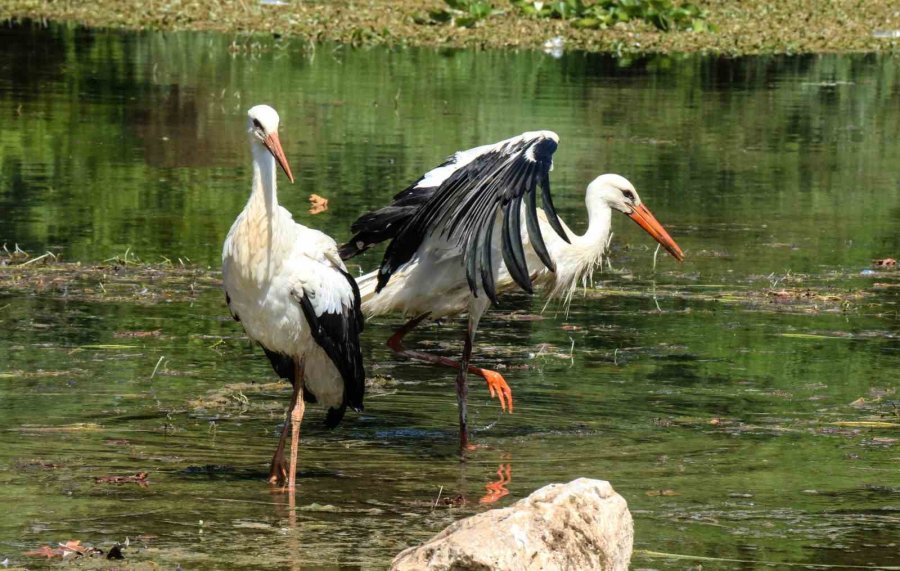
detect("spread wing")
[341,131,568,304]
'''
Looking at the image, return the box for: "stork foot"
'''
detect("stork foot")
[480,369,513,413]
[268,452,288,486]
[268,416,292,486]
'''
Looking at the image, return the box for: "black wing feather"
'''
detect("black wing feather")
[501,198,532,293]
[477,214,498,303]
[525,187,555,272]
[261,346,318,404]
[339,183,439,260]
[339,131,568,302]
[292,269,365,428]
[539,170,567,241]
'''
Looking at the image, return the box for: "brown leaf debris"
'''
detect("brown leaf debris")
[95,472,150,486]
[24,540,103,559]
[308,193,329,215]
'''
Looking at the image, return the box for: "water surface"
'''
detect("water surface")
[0,22,898,569]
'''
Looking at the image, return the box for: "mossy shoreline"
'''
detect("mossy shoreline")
[2,0,899,55]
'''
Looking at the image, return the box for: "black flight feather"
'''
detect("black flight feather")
[540,171,568,243]
[478,215,498,303]
[341,132,564,302]
[291,271,365,428]
[339,184,438,260]
[260,346,317,404]
[525,186,555,272]
[501,199,532,293]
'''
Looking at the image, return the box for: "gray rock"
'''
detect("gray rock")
[391,478,633,571]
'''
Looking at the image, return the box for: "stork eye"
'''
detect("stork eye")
[252,118,263,130]
[622,190,635,201]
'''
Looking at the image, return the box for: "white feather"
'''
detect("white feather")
[222,109,353,408]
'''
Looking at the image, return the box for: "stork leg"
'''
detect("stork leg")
[287,359,306,492]
[387,313,514,413]
[456,323,474,449]
[456,305,487,450]
[268,378,301,485]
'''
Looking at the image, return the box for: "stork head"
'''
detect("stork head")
[587,174,684,262]
[587,174,642,214]
[247,104,294,183]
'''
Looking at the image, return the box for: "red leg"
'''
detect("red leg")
[287,360,306,492]
[388,314,513,413]
[269,378,301,485]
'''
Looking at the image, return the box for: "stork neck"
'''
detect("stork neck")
[579,199,612,248]
[251,142,278,214]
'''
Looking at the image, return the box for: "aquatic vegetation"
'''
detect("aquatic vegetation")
[512,0,713,32]
[424,0,713,32]
[2,0,897,53]
[419,0,498,28]
[0,256,218,305]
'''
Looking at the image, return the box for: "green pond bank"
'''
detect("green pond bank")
[3,0,899,55]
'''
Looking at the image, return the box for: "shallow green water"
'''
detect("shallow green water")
[0,21,898,570]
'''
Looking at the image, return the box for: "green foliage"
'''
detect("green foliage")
[417,0,497,28]
[512,0,713,32]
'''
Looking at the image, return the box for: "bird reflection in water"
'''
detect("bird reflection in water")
[480,463,513,504]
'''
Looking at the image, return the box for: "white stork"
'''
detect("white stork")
[222,105,365,490]
[340,131,683,449]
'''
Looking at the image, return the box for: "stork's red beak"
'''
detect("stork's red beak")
[264,132,295,183]
[628,203,684,262]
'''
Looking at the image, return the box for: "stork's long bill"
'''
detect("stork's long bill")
[264,132,295,183]
[628,203,685,262]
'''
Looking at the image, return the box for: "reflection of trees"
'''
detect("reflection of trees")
[0,20,70,88]
[0,22,897,268]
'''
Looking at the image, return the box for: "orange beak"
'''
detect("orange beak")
[627,203,684,262]
[264,132,295,183]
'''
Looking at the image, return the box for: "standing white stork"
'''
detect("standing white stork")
[222,105,365,490]
[340,131,683,449]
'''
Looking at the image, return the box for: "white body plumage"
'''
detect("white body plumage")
[223,215,350,407]
[222,108,358,410]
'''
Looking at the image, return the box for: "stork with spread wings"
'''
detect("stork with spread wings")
[341,131,683,449]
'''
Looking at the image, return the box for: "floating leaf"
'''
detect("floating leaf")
[308,193,329,215]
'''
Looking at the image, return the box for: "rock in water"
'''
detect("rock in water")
[391,478,633,570]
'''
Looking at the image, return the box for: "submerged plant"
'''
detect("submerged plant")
[512,0,713,32]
